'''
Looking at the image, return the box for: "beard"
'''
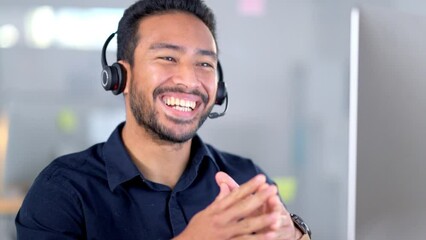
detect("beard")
[129,79,213,143]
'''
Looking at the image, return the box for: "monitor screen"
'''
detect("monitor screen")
[348,6,426,240]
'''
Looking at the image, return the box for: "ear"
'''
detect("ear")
[118,60,131,95]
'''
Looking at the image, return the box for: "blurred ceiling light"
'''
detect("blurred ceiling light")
[25,6,122,50]
[0,24,19,48]
[54,8,122,50]
[26,6,55,48]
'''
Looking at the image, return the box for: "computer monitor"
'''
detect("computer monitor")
[348,6,426,240]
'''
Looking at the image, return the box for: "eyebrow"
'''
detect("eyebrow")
[149,42,217,60]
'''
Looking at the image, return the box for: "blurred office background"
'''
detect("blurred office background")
[1,0,426,239]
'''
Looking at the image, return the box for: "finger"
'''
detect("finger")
[215,171,240,191]
[216,183,232,200]
[207,178,269,229]
[223,184,278,222]
[231,230,277,240]
[216,174,267,211]
[253,213,295,240]
[266,198,290,231]
[229,212,280,237]
[266,195,284,213]
[248,184,270,219]
[249,195,282,234]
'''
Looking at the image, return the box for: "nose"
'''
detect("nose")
[173,62,201,89]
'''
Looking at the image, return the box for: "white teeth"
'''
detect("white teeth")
[173,106,191,112]
[163,97,196,111]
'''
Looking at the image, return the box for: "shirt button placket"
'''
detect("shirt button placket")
[168,193,187,236]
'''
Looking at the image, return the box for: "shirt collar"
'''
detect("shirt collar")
[102,122,220,192]
[103,122,141,191]
[190,135,220,171]
[173,135,220,192]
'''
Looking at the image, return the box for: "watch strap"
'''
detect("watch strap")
[290,213,311,239]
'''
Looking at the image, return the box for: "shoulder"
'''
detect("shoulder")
[26,142,106,200]
[42,143,105,181]
[17,143,106,230]
[15,146,101,239]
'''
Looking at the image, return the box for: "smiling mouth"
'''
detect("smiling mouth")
[163,96,196,112]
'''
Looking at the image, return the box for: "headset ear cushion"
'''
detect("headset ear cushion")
[111,62,126,95]
[101,66,114,91]
[215,81,227,105]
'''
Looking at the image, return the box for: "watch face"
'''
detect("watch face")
[290,213,311,238]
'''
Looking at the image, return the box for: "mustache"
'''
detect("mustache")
[153,87,209,105]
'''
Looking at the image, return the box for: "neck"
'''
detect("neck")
[121,120,192,189]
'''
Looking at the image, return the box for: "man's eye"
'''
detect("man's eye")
[161,57,175,62]
[199,62,214,68]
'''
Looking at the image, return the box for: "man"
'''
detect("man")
[16,0,311,239]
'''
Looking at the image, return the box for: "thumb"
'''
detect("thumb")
[215,171,240,191]
[216,183,231,200]
[215,172,240,201]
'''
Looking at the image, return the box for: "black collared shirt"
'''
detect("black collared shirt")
[16,123,274,240]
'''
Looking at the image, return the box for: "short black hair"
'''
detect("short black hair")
[117,0,217,66]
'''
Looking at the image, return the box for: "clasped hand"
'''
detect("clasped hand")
[174,172,300,240]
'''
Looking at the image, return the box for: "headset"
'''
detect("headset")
[101,32,126,95]
[101,32,228,118]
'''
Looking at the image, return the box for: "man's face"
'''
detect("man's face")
[126,12,218,143]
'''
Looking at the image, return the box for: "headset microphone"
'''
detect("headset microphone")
[208,94,228,119]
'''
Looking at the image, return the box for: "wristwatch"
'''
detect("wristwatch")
[290,213,311,239]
